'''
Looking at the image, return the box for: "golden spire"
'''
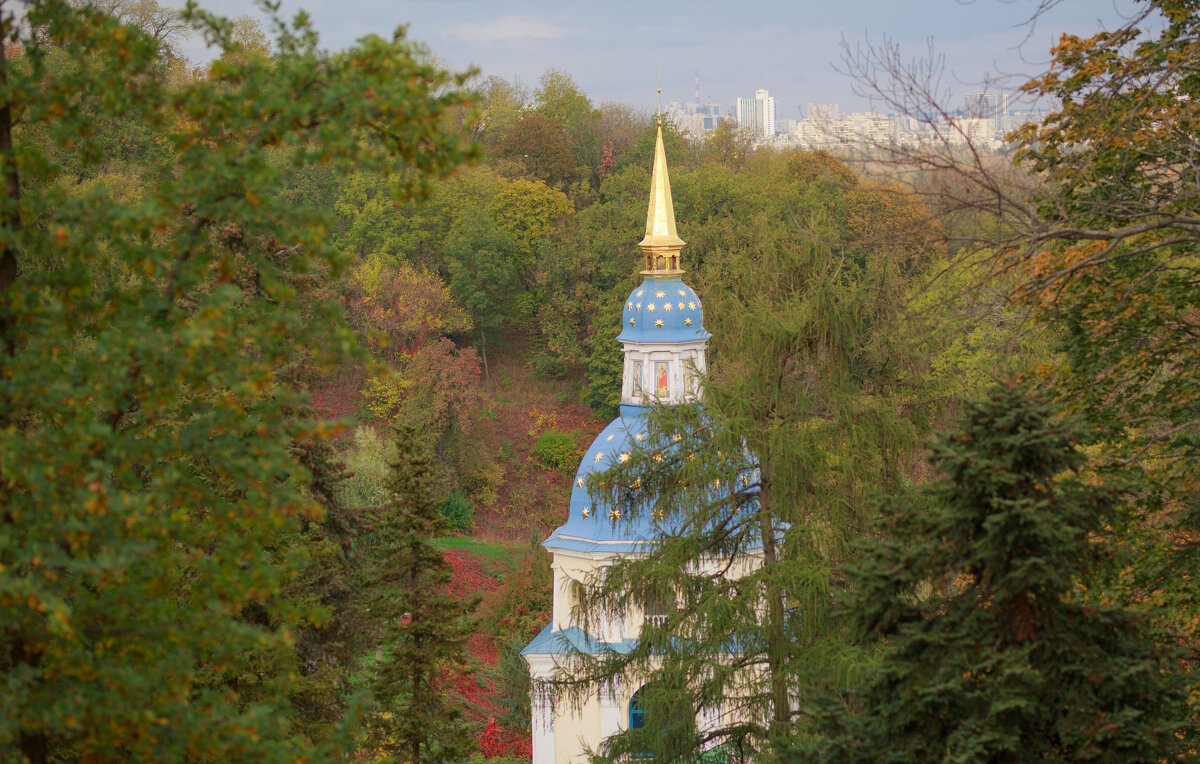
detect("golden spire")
[639,74,685,275]
[657,69,662,126]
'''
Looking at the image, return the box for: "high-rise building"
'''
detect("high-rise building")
[736,88,776,138]
[965,91,1009,120]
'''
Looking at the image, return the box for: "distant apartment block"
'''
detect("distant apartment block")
[736,88,776,139]
[806,102,842,122]
[664,100,727,137]
[965,91,1009,120]
[777,99,1048,152]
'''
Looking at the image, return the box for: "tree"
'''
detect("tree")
[569,187,935,761]
[70,0,189,61]
[443,207,520,369]
[487,176,573,285]
[841,0,1200,701]
[1007,5,1200,661]
[365,424,477,764]
[497,112,577,188]
[700,120,754,168]
[342,257,471,359]
[0,2,475,761]
[534,67,600,180]
[473,74,530,152]
[811,384,1190,762]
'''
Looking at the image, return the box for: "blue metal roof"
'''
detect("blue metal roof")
[521,623,760,657]
[521,624,639,656]
[616,275,710,344]
[546,405,679,549]
[543,404,766,554]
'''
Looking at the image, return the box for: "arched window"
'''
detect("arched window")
[629,685,647,730]
[627,683,695,759]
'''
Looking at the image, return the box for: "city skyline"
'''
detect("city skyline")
[182,0,1151,116]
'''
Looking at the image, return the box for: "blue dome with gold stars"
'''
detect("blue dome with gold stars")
[545,404,675,554]
[544,403,764,555]
[616,275,709,344]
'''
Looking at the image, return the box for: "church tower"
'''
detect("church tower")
[521,118,717,764]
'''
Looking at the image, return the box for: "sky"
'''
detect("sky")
[181,0,1148,118]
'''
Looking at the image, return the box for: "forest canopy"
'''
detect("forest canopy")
[2,0,1197,762]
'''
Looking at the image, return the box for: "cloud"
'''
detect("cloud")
[451,15,571,43]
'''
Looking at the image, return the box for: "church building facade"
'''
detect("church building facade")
[521,122,762,763]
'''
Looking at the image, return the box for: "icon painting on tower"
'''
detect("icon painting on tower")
[655,362,669,398]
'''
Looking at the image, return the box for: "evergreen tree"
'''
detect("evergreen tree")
[568,200,933,762]
[812,384,1190,763]
[366,424,477,764]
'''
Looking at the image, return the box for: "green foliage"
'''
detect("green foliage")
[1003,0,1200,704]
[343,257,472,359]
[489,176,573,284]
[534,67,601,181]
[444,207,520,350]
[570,155,939,761]
[361,369,414,422]
[497,113,577,188]
[480,545,553,734]
[531,429,580,472]
[473,75,530,152]
[0,1,476,760]
[365,425,478,763]
[581,299,624,419]
[439,489,475,533]
[340,425,396,509]
[811,384,1190,762]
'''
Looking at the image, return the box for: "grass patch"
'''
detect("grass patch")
[435,536,523,569]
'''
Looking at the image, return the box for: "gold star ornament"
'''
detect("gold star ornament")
[594,452,605,462]
[609,508,621,521]
[655,319,664,327]
[582,506,591,518]
[684,318,692,326]
[577,477,585,487]
[655,290,665,298]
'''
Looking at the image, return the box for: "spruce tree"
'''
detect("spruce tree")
[367,424,477,764]
[812,384,1189,762]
